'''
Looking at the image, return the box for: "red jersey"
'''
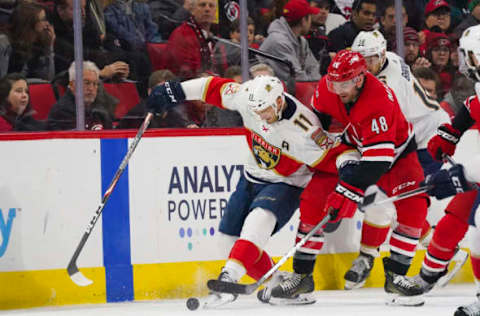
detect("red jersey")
[313,72,415,165]
[464,95,480,123]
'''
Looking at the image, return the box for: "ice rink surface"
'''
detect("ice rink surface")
[2,284,478,316]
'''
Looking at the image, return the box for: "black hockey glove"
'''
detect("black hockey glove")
[422,164,473,199]
[146,81,186,115]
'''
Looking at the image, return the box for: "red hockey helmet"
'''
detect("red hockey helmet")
[326,50,367,94]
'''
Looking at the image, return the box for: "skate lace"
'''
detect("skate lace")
[280,274,302,293]
[393,275,417,290]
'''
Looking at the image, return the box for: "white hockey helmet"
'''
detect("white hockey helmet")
[352,30,387,57]
[352,30,387,73]
[245,75,285,119]
[459,24,480,82]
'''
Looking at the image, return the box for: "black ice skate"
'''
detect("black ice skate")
[257,273,315,305]
[455,300,480,316]
[344,252,375,290]
[383,257,425,306]
[203,271,238,309]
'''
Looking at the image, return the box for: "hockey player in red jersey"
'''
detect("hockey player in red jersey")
[343,29,468,292]
[410,24,480,316]
[262,50,429,306]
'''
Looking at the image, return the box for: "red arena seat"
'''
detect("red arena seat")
[146,42,170,71]
[295,81,318,108]
[103,82,140,119]
[28,83,57,120]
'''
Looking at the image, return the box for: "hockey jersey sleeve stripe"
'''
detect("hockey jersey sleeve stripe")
[202,77,236,109]
[361,142,395,151]
[413,80,440,110]
[361,155,394,163]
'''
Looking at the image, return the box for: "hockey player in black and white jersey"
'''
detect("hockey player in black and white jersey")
[345,30,468,291]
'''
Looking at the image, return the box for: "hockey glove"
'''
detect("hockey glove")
[146,81,186,115]
[427,124,461,161]
[325,181,364,223]
[422,164,473,199]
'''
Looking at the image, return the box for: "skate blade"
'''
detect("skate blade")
[344,279,367,290]
[435,250,469,289]
[385,293,425,306]
[201,293,237,309]
[268,293,316,306]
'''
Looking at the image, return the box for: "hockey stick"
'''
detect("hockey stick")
[207,213,333,295]
[67,112,154,286]
[360,184,433,210]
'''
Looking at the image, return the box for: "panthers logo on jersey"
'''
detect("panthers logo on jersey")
[252,133,281,169]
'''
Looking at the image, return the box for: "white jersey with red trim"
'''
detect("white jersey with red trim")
[378,52,450,149]
[181,76,338,188]
[313,72,414,165]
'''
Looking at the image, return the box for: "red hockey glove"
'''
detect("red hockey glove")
[427,124,461,161]
[325,181,364,223]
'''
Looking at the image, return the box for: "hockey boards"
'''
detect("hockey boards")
[67,113,153,286]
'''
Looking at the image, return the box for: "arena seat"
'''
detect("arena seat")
[103,82,140,119]
[28,83,57,120]
[295,81,318,108]
[146,42,170,71]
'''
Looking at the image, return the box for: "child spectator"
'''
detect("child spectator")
[0,73,45,132]
[213,17,257,76]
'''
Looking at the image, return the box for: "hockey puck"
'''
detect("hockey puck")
[186,297,200,311]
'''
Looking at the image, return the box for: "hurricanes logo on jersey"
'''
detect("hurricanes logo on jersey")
[252,133,281,169]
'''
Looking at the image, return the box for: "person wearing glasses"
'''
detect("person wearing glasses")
[47,61,115,130]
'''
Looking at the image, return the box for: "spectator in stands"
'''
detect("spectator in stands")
[117,69,199,129]
[378,0,408,52]
[403,0,425,31]
[419,0,452,54]
[148,0,181,39]
[310,0,345,35]
[213,17,257,76]
[104,0,161,52]
[328,0,376,52]
[441,73,475,116]
[1,2,56,81]
[249,62,275,77]
[0,73,45,132]
[306,0,341,75]
[425,32,454,98]
[53,0,152,97]
[414,66,442,101]
[167,0,217,80]
[224,65,242,83]
[404,27,432,72]
[258,0,320,84]
[47,61,115,130]
[454,0,480,37]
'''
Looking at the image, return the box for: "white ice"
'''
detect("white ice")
[2,284,478,316]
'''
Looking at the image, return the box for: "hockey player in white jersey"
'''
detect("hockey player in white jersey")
[146,75,355,308]
[415,25,480,315]
[346,30,463,291]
